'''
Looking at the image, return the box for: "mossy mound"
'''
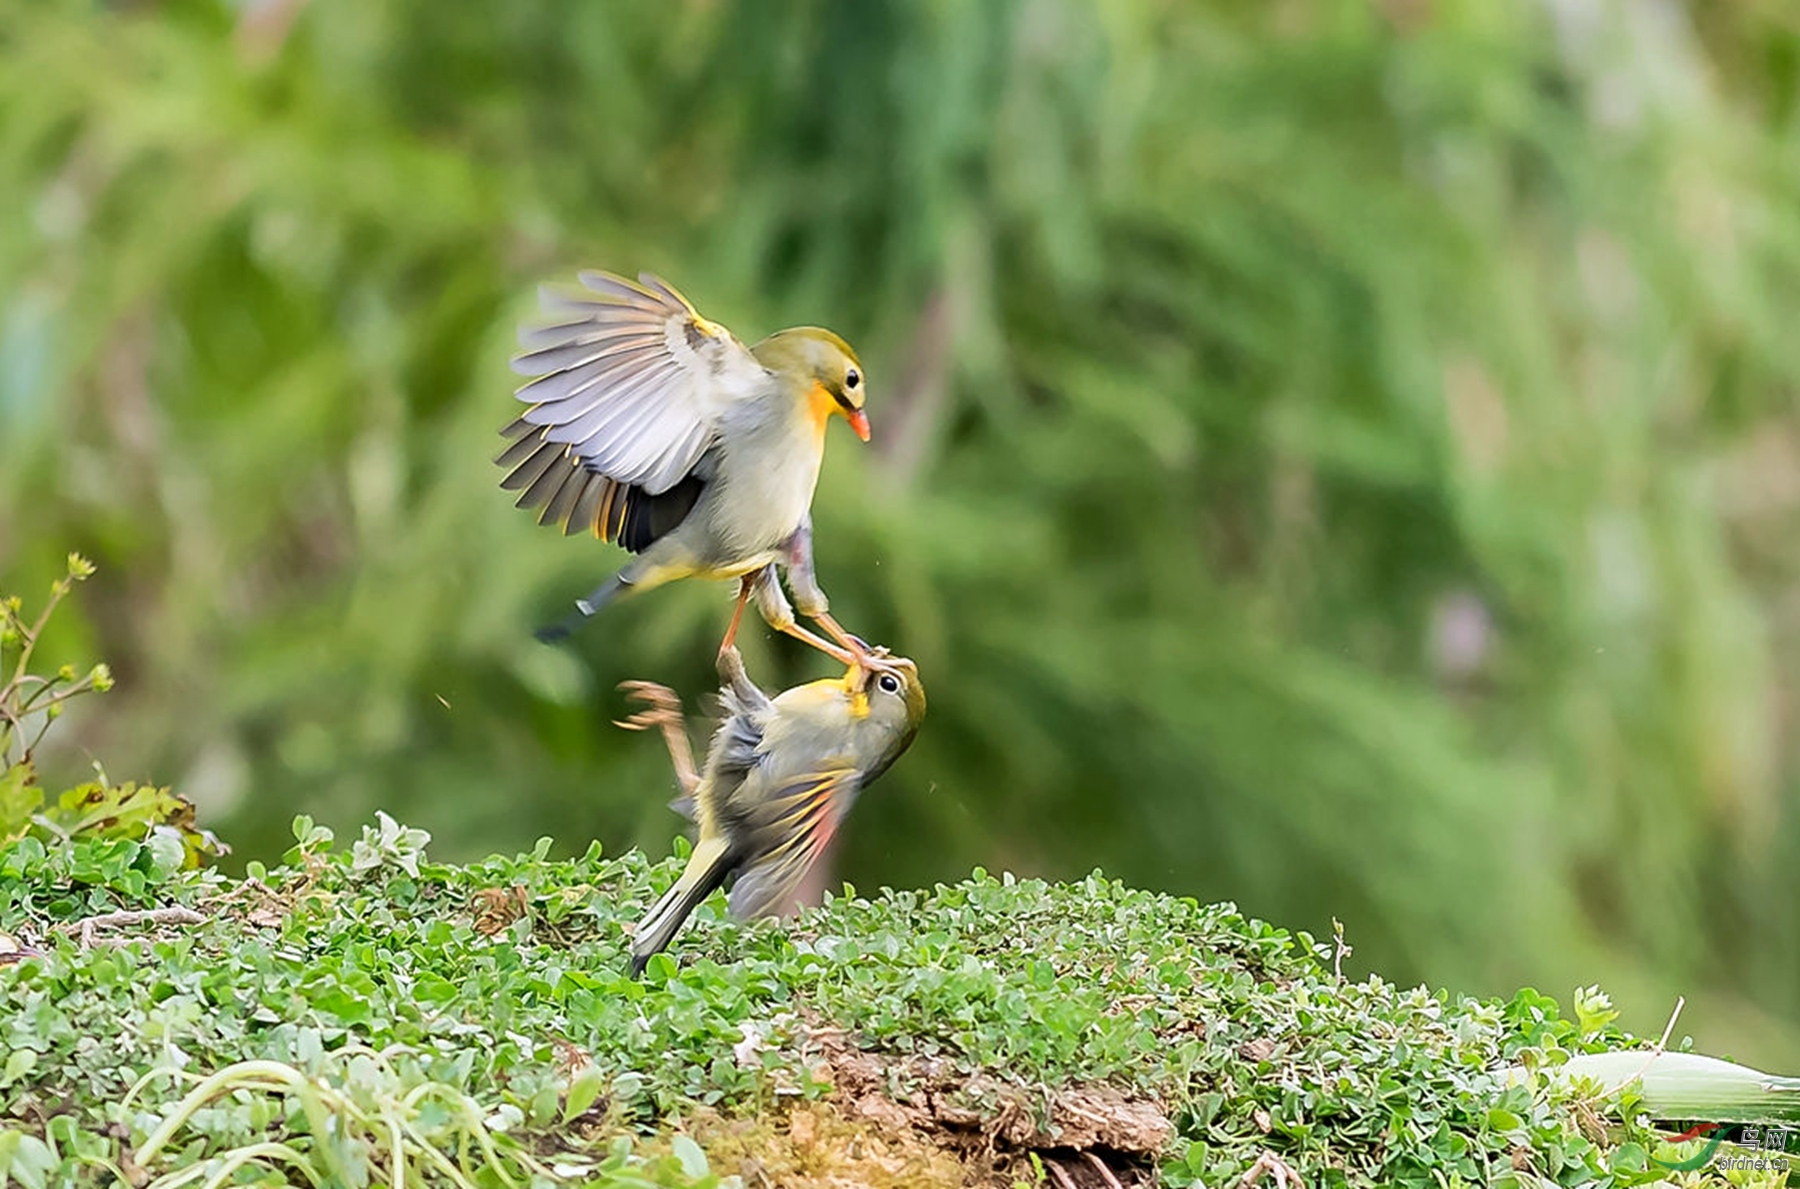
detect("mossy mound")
[0,817,1740,1187]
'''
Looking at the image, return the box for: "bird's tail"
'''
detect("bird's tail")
[629,836,733,976]
[534,574,630,644]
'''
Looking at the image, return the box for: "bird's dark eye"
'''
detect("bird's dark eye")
[845,368,861,390]
[877,673,900,694]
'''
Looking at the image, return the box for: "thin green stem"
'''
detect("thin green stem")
[135,1063,316,1164]
[8,577,69,691]
[399,1120,482,1189]
[19,677,89,716]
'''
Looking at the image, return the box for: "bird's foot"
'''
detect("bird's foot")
[842,642,904,692]
[806,613,900,678]
[614,681,685,732]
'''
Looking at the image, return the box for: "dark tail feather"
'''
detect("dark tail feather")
[535,575,629,644]
[630,836,732,977]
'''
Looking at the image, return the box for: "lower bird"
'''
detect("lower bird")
[619,645,926,975]
[497,269,883,668]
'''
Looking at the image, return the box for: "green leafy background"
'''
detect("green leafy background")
[2,1,1797,1061]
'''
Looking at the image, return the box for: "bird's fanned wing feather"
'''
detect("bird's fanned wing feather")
[496,414,704,551]
[727,767,862,921]
[509,270,767,496]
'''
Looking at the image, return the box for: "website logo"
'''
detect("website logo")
[1651,1123,1794,1173]
[1649,1123,1725,1171]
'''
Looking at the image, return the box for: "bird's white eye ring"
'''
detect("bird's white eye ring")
[877,672,900,694]
[846,368,861,389]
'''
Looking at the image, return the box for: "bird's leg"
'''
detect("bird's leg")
[717,575,756,657]
[715,644,775,712]
[777,522,899,673]
[775,620,861,667]
[615,681,699,800]
[809,611,889,663]
[746,565,860,666]
[804,610,899,677]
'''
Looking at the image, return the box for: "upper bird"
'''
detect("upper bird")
[498,269,879,666]
[619,644,927,975]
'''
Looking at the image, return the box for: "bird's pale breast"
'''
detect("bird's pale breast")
[702,393,827,560]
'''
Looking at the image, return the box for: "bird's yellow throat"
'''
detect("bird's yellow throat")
[805,380,839,439]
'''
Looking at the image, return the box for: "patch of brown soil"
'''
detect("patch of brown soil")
[690,1102,970,1189]
[744,1026,1174,1188]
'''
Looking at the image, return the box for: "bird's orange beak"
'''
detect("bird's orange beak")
[845,408,871,442]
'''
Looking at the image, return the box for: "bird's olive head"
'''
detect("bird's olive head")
[843,656,925,782]
[755,327,870,442]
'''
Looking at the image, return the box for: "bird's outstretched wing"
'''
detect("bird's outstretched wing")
[497,271,766,546]
[727,767,863,922]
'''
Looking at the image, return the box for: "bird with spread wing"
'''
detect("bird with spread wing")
[618,644,926,975]
[498,269,883,667]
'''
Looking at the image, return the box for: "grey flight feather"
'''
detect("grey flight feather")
[509,270,769,496]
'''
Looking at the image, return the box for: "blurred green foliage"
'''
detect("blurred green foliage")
[2,0,1798,1059]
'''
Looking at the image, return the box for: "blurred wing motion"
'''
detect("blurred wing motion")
[497,271,766,549]
[630,690,770,975]
[671,686,768,823]
[728,767,862,920]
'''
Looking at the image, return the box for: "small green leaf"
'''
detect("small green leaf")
[1573,985,1620,1036]
[0,763,42,839]
[0,1049,37,1088]
[2,1132,57,1189]
[146,826,185,877]
[611,1071,645,1103]
[670,1134,709,1178]
[563,1068,607,1122]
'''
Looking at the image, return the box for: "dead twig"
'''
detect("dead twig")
[1582,995,1687,1103]
[1243,1150,1305,1189]
[1652,996,1686,1053]
[0,930,42,964]
[55,906,206,950]
[1084,1149,1127,1189]
[1046,1157,1080,1189]
[1615,995,1686,1095]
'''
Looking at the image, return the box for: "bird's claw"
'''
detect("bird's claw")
[844,641,903,689]
[614,680,684,732]
[854,639,897,666]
